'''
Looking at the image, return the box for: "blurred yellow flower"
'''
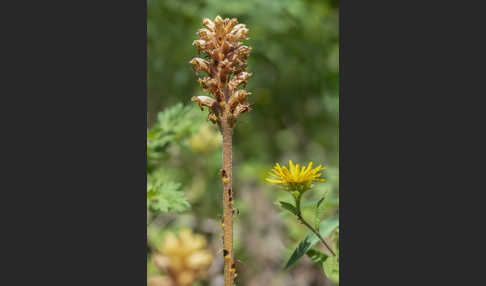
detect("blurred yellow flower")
[152,229,213,286]
[188,124,221,153]
[266,160,326,191]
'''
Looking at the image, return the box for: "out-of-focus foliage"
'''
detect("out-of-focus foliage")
[148,0,339,168]
[147,103,206,213]
[147,181,190,213]
[148,0,338,285]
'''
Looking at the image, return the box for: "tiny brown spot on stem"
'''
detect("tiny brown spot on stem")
[221,169,230,182]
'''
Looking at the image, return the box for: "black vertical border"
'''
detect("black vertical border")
[1,1,148,284]
[339,0,485,285]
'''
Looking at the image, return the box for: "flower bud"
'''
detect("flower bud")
[224,18,239,34]
[233,103,251,118]
[229,90,251,109]
[191,96,217,111]
[197,28,213,41]
[202,18,214,31]
[190,16,253,125]
[189,58,211,75]
[214,15,224,34]
[229,72,252,91]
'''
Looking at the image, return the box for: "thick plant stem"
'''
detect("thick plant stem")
[221,116,234,286]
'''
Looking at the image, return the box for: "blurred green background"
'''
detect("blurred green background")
[147,0,339,285]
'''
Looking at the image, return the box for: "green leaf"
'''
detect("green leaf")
[301,199,321,208]
[284,233,319,270]
[284,216,339,270]
[147,188,157,201]
[323,254,339,284]
[318,216,339,238]
[279,201,298,215]
[315,192,329,229]
[147,181,190,213]
[306,249,328,268]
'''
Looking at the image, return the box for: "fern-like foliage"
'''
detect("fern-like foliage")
[147,103,205,213]
[147,180,190,213]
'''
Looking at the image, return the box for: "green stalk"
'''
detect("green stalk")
[294,192,336,256]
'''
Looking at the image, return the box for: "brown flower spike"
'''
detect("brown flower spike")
[190,16,253,286]
[190,15,253,127]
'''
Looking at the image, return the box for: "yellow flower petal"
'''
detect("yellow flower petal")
[265,161,327,189]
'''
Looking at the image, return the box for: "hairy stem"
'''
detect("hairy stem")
[295,194,336,256]
[221,115,234,286]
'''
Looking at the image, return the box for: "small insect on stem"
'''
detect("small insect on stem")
[221,169,230,183]
[223,249,230,259]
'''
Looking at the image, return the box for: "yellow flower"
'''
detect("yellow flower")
[266,160,326,191]
[188,124,221,153]
[154,229,213,286]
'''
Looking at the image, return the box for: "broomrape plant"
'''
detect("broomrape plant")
[190,15,252,286]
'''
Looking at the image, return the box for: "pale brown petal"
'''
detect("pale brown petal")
[189,58,211,75]
[191,96,216,111]
[202,18,214,31]
[228,72,252,90]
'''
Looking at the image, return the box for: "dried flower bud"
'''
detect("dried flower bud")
[192,39,206,50]
[207,113,218,124]
[202,18,215,31]
[198,28,213,41]
[189,58,211,75]
[232,28,249,41]
[191,96,217,111]
[233,103,252,118]
[190,16,253,125]
[214,15,225,35]
[197,77,219,95]
[224,18,239,34]
[229,72,252,91]
[237,45,252,57]
[229,90,251,109]
[231,24,245,32]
